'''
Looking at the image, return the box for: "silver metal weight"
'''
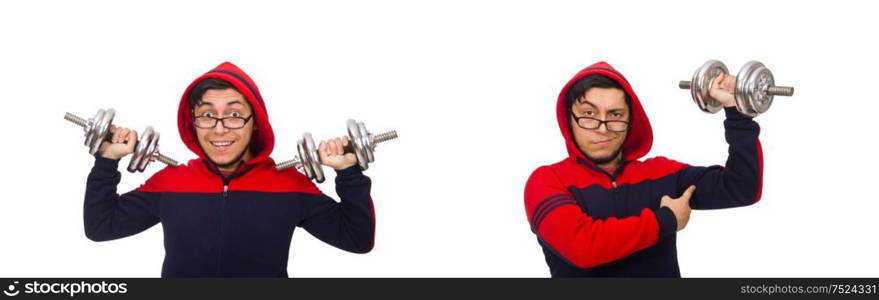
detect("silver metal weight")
[679,60,794,117]
[275,119,398,183]
[65,109,179,172]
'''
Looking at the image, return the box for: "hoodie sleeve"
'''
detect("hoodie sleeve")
[83,156,161,242]
[524,166,678,269]
[677,107,763,209]
[298,166,375,254]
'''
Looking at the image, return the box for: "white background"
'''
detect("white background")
[1,0,877,277]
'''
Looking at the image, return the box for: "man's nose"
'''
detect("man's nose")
[213,120,230,134]
[595,122,609,134]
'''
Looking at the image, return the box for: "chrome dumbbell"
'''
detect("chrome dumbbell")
[64,109,179,172]
[276,119,398,183]
[679,60,794,117]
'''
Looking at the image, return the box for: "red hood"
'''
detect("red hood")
[556,61,653,164]
[178,62,275,167]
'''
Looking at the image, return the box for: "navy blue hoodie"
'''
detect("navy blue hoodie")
[83,62,375,277]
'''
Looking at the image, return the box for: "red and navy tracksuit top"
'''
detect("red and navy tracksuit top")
[524,62,763,277]
[83,62,375,277]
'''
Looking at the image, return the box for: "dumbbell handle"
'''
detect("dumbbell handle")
[678,81,794,96]
[371,130,399,145]
[275,157,303,170]
[275,130,398,171]
[64,112,178,166]
[64,112,90,129]
[153,152,179,166]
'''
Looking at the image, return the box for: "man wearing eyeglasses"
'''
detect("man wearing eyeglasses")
[84,62,375,277]
[524,61,762,277]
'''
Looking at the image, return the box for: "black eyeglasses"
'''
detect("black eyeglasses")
[194,114,253,129]
[570,111,629,132]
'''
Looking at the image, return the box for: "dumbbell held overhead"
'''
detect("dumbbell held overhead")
[276,119,398,183]
[679,60,794,117]
[64,108,179,173]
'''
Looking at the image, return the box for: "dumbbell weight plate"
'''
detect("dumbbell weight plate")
[347,119,369,170]
[86,108,115,155]
[297,132,325,183]
[358,121,375,163]
[128,126,160,173]
[297,133,315,181]
[735,61,774,117]
[689,60,727,114]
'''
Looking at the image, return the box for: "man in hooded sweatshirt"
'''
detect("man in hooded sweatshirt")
[524,62,762,277]
[84,62,375,277]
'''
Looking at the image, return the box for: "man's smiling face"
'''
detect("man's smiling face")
[193,88,255,171]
